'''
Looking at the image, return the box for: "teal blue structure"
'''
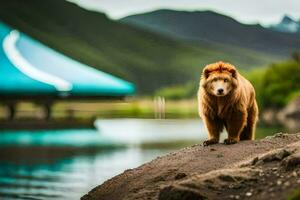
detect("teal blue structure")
[0,22,135,99]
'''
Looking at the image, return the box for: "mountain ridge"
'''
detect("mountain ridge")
[121,9,300,55]
[270,14,300,33]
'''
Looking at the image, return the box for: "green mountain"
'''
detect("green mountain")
[121,9,300,56]
[0,1,280,93]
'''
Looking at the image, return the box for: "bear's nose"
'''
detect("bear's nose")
[217,88,224,94]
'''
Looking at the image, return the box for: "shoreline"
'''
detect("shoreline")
[82,133,300,200]
[0,118,95,130]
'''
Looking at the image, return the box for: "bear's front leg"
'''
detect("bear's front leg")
[224,110,247,145]
[203,116,223,146]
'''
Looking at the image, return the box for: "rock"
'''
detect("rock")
[282,152,300,170]
[277,97,300,130]
[218,174,238,182]
[260,149,291,162]
[261,108,280,125]
[175,173,187,180]
[293,171,298,177]
[284,181,290,187]
[82,133,300,200]
[159,168,260,199]
[216,154,223,158]
[245,192,252,197]
[277,180,282,185]
[262,97,300,130]
[159,185,207,200]
[280,97,300,119]
[153,176,166,182]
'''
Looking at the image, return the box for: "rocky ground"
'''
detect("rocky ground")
[82,133,300,200]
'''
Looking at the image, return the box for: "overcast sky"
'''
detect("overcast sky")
[68,0,300,25]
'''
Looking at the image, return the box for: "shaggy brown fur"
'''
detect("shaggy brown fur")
[198,61,258,145]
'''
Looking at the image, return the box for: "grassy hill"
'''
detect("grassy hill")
[121,9,300,56]
[0,1,280,93]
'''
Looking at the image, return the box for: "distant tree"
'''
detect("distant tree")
[261,61,300,108]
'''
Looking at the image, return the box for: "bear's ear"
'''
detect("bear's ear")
[229,68,237,78]
[203,68,211,79]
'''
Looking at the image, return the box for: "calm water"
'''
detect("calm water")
[0,119,284,200]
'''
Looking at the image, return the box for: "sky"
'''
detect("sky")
[68,0,300,25]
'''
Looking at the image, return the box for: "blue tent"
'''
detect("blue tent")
[0,22,135,100]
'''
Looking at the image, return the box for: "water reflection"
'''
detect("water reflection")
[0,119,206,147]
[0,147,175,200]
[0,119,289,199]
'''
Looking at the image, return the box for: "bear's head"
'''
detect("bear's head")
[201,61,238,97]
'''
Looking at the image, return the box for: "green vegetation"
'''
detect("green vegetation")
[243,67,266,109]
[246,60,300,110]
[0,0,279,94]
[155,82,197,100]
[261,61,300,108]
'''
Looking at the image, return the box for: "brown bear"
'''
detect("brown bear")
[198,61,258,146]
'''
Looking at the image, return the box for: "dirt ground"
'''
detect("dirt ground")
[81,133,300,200]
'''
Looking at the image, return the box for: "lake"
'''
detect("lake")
[0,119,285,199]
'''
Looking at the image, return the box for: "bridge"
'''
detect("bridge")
[0,22,135,120]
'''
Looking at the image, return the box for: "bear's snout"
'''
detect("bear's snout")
[217,88,224,95]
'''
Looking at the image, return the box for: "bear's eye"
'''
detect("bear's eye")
[224,79,228,82]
